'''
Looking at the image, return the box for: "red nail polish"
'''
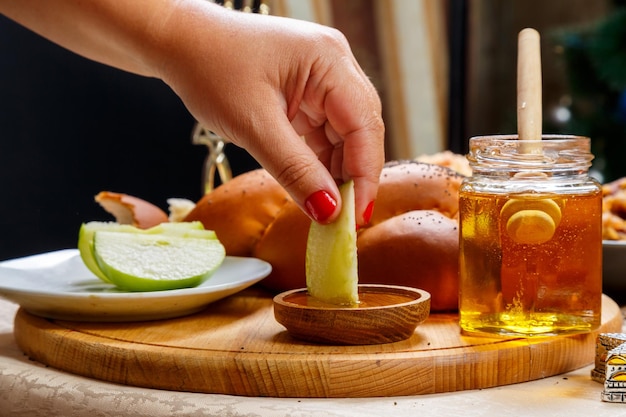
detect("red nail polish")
[305,190,337,222]
[362,200,375,224]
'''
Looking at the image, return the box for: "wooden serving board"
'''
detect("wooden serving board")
[13,288,623,398]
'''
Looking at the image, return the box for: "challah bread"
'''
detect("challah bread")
[183,169,292,257]
[357,210,460,311]
[252,200,310,291]
[370,160,462,224]
[183,160,464,311]
[357,161,462,310]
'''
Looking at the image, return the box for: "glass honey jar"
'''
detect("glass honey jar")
[458,135,602,337]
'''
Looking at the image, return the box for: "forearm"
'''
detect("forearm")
[0,0,218,78]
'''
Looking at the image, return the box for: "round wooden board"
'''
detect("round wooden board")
[13,288,623,398]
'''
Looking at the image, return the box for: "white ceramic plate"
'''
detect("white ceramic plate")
[0,249,271,322]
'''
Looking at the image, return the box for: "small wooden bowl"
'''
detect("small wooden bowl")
[273,284,431,345]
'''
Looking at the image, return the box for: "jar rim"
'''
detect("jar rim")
[467,134,593,174]
[469,134,589,141]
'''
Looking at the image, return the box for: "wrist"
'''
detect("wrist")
[146,0,227,83]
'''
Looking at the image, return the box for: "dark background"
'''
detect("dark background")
[0,16,258,261]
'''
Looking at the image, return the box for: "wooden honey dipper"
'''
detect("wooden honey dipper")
[501,28,562,245]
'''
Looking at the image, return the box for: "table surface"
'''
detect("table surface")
[2,299,626,416]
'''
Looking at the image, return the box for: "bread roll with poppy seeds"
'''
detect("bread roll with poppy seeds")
[357,210,459,311]
[181,160,463,311]
[184,169,291,257]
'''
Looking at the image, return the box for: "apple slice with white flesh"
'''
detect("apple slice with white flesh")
[305,180,359,306]
[78,222,140,282]
[93,231,225,292]
[78,221,217,283]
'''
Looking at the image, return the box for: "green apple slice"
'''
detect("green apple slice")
[305,180,359,305]
[78,222,139,282]
[78,221,216,282]
[93,231,225,292]
[147,221,212,237]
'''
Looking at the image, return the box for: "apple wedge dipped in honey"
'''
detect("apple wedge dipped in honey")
[273,181,431,345]
[305,181,359,306]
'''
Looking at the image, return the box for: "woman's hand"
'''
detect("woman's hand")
[0,0,385,224]
[155,2,384,224]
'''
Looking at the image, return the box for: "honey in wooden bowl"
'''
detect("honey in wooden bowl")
[273,284,430,345]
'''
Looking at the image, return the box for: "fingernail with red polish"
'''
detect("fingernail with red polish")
[305,190,337,222]
[362,200,375,225]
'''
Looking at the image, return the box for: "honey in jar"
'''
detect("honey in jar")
[458,135,602,337]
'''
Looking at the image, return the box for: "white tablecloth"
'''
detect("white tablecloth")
[1,298,626,417]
